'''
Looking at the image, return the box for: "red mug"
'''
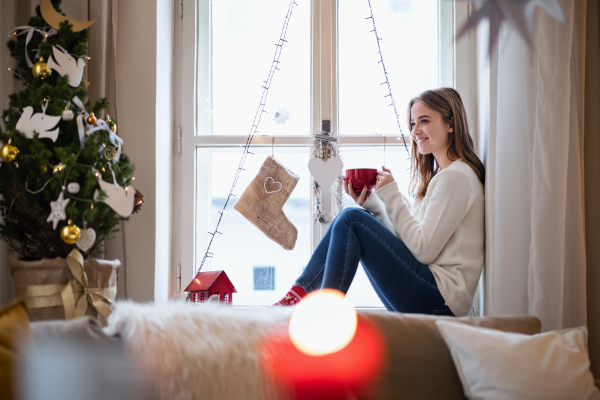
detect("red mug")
[345,168,378,193]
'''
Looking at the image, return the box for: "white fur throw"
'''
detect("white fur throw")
[105,301,295,400]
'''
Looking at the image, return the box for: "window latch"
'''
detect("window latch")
[177,126,182,154]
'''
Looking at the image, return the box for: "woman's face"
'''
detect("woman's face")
[410,100,453,157]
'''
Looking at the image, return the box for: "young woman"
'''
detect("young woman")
[274,87,485,317]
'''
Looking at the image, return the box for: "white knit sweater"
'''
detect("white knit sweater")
[362,159,484,316]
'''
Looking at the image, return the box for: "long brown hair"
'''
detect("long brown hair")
[407,87,485,199]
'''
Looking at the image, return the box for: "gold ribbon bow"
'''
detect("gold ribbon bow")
[16,249,116,320]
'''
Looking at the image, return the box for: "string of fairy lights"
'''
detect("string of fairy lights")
[366,0,411,158]
[194,0,410,278]
[195,0,298,275]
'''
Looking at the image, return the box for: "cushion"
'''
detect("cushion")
[435,320,600,400]
[360,312,542,400]
[0,300,32,400]
[30,316,116,344]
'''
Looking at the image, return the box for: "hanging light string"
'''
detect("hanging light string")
[365,0,410,158]
[196,0,298,275]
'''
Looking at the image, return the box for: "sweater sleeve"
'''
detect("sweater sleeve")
[362,191,396,234]
[376,171,474,265]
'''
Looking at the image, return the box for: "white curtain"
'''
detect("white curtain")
[483,0,587,331]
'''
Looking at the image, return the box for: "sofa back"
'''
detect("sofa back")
[360,312,541,400]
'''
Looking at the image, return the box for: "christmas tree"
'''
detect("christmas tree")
[0,0,141,261]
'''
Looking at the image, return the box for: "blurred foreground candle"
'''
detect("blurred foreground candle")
[262,289,386,400]
[289,289,357,356]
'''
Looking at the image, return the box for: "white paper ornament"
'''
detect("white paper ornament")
[67,182,80,194]
[16,106,61,141]
[273,107,291,125]
[93,179,135,217]
[46,191,69,229]
[76,228,96,252]
[308,156,344,191]
[62,109,74,121]
[46,45,85,87]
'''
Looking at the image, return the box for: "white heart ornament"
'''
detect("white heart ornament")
[76,228,96,252]
[264,177,283,194]
[308,157,344,190]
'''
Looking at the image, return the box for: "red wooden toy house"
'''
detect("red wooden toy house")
[185,270,237,304]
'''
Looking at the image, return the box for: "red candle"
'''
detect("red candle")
[261,315,386,400]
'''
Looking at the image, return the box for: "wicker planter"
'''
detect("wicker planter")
[8,250,120,325]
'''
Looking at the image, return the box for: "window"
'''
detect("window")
[175,0,477,307]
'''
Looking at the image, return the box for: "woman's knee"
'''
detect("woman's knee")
[334,207,367,224]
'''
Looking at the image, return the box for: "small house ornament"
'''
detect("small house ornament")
[185,270,237,304]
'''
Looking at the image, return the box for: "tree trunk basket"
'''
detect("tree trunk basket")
[8,254,120,324]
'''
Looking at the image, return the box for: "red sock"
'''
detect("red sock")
[273,285,308,306]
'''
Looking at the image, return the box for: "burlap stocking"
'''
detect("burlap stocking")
[234,156,299,250]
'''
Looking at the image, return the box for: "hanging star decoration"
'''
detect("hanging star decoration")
[47,191,69,229]
[456,0,565,56]
[272,107,291,125]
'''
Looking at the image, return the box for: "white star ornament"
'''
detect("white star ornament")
[47,192,70,229]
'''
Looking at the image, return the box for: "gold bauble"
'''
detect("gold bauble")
[32,57,52,79]
[60,219,81,245]
[0,142,19,163]
[39,66,51,79]
[106,116,117,133]
[87,112,97,125]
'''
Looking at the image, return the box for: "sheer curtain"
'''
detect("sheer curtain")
[482,0,587,332]
[584,0,600,380]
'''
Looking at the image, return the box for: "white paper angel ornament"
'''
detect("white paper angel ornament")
[93,178,135,217]
[47,45,85,87]
[16,103,61,141]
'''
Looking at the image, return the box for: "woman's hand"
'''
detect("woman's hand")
[343,177,369,206]
[375,166,395,191]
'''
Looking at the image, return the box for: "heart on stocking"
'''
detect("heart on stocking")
[264,177,283,194]
[76,228,97,252]
[308,156,344,190]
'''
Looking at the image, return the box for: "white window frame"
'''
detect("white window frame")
[171,0,478,305]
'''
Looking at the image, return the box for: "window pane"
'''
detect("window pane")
[339,0,439,136]
[197,149,311,305]
[341,146,412,307]
[254,266,275,290]
[206,0,310,136]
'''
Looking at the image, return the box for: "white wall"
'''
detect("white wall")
[116,0,173,302]
[155,0,174,302]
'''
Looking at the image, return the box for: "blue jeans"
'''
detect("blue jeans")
[296,208,454,316]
